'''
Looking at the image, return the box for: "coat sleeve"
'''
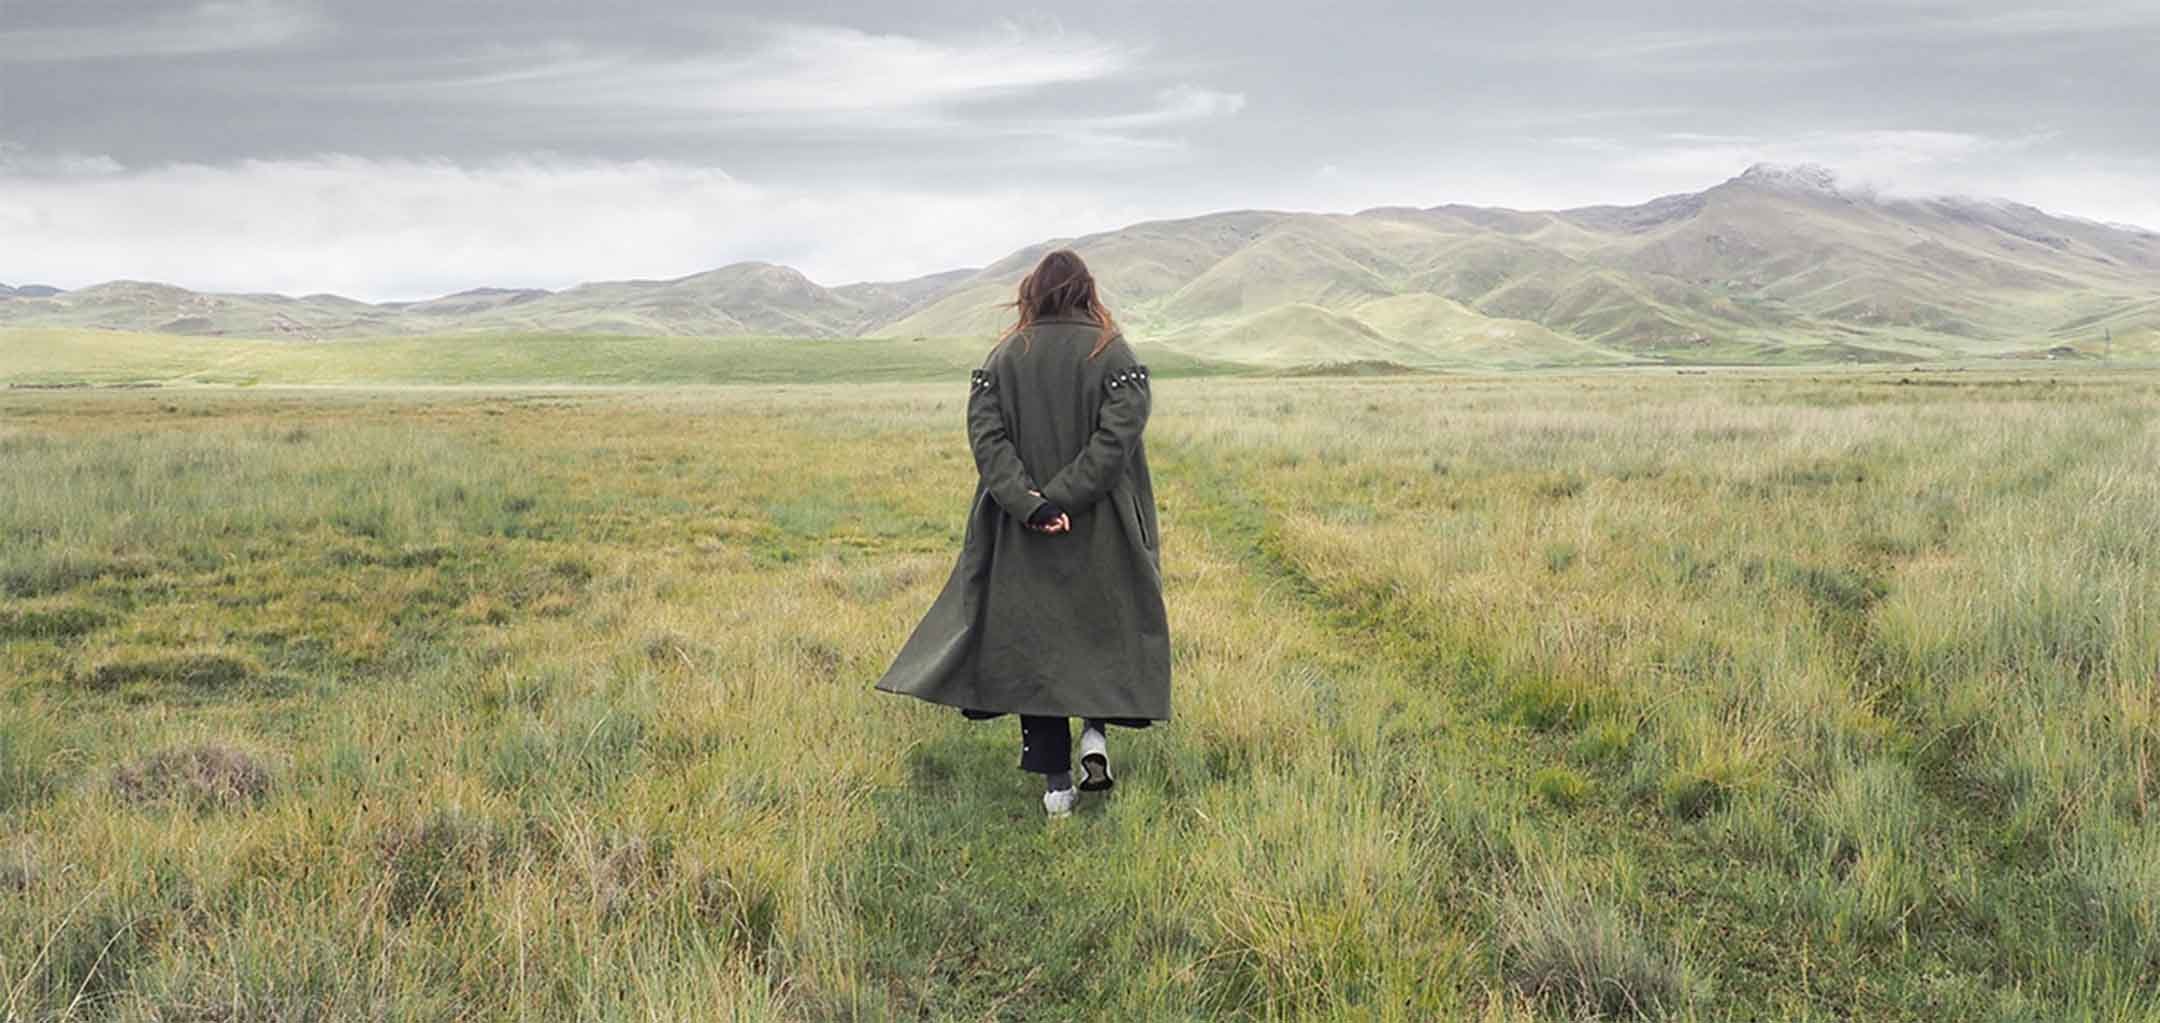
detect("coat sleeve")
[967,366,1050,523]
[1040,351,1150,512]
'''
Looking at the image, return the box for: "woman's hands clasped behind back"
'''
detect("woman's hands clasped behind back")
[1026,490,1072,535]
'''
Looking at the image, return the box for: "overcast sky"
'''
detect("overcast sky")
[4,0,2157,300]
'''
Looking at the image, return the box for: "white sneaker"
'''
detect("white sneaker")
[1043,786,1078,818]
[1078,727,1114,792]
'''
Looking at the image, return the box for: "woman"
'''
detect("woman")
[875,249,1170,818]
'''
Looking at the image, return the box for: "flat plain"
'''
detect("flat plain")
[3,364,2158,1020]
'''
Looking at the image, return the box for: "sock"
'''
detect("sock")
[1047,770,1074,793]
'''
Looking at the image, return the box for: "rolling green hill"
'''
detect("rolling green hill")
[6,165,2158,370]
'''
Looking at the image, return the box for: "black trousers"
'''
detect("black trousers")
[1019,716,1098,774]
[961,709,1152,774]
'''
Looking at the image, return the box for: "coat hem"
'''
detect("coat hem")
[873,682,1171,723]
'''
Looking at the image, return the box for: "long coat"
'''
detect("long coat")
[874,316,1171,721]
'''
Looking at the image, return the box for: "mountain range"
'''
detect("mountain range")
[7,164,2158,367]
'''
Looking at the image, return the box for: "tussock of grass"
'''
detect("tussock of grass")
[0,845,34,891]
[1805,759,1933,941]
[570,829,673,920]
[638,629,712,670]
[1,552,158,599]
[374,810,505,923]
[1499,870,1695,1018]
[1571,717,1637,764]
[112,743,272,809]
[1537,472,1588,500]
[0,598,113,639]
[1533,767,1592,809]
[813,556,933,604]
[691,863,783,954]
[0,719,66,814]
[75,646,261,692]
[1651,723,1771,821]
[1502,676,1605,733]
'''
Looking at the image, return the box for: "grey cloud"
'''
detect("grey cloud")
[370,23,1136,115]
[1,0,2155,295]
[0,0,325,62]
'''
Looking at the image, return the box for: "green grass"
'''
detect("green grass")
[0,327,1245,388]
[1,369,2157,1019]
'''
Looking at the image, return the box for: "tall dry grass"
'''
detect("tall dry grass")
[1,370,2154,1020]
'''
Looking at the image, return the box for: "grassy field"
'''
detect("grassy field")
[0,328,1243,388]
[3,369,2158,1020]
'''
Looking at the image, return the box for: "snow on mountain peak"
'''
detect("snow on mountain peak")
[1734,163,1843,196]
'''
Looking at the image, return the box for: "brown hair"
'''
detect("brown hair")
[998,249,1119,358]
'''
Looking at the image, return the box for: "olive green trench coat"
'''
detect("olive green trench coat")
[874,316,1171,721]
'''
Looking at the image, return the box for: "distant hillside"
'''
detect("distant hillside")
[0,263,935,342]
[7,165,2158,368]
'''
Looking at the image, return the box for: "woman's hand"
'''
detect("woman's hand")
[1027,490,1072,534]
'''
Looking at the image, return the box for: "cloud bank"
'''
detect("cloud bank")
[2,3,2154,298]
[0,0,325,62]
[0,155,1167,300]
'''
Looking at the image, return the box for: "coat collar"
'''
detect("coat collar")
[1031,313,1097,325]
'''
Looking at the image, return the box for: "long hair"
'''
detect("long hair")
[998,249,1119,358]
